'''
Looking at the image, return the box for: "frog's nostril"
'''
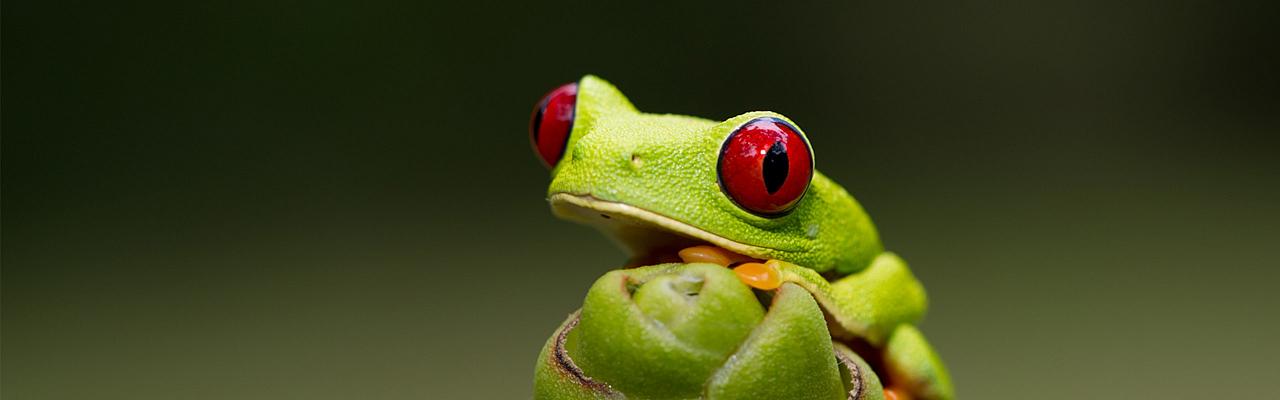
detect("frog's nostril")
[630,153,643,169]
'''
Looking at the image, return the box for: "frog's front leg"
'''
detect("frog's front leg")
[771,254,954,400]
[774,253,926,345]
[677,247,954,399]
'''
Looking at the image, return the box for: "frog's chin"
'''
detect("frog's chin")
[549,193,769,265]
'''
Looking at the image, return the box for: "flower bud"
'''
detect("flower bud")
[535,263,885,399]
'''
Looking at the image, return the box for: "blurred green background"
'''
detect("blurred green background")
[4,1,1278,399]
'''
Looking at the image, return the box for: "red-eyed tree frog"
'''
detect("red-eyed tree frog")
[531,76,954,400]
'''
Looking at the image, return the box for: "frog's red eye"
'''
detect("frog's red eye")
[718,117,813,216]
[530,82,578,168]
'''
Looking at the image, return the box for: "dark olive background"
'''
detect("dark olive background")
[4,1,1278,399]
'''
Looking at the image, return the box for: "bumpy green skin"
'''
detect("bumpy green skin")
[548,76,882,276]
[534,264,884,400]
[540,76,954,399]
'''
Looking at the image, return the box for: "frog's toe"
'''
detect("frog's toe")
[731,261,783,290]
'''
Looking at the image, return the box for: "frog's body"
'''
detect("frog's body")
[535,76,953,399]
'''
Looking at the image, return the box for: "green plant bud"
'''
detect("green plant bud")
[535,263,885,400]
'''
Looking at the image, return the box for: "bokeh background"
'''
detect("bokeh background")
[5,1,1278,399]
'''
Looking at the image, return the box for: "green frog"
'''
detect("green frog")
[531,76,954,399]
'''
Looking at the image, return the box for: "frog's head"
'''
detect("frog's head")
[531,76,882,276]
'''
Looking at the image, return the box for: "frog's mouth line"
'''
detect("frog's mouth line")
[549,193,771,264]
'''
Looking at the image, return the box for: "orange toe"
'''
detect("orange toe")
[732,262,781,290]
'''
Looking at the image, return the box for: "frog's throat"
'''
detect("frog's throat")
[549,193,771,260]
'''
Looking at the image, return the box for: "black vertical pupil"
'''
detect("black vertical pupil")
[531,100,547,141]
[762,141,789,194]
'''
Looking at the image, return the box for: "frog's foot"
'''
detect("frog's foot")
[674,245,786,290]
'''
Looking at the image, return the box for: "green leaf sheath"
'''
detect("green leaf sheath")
[534,264,883,400]
[834,343,886,400]
[703,282,844,400]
